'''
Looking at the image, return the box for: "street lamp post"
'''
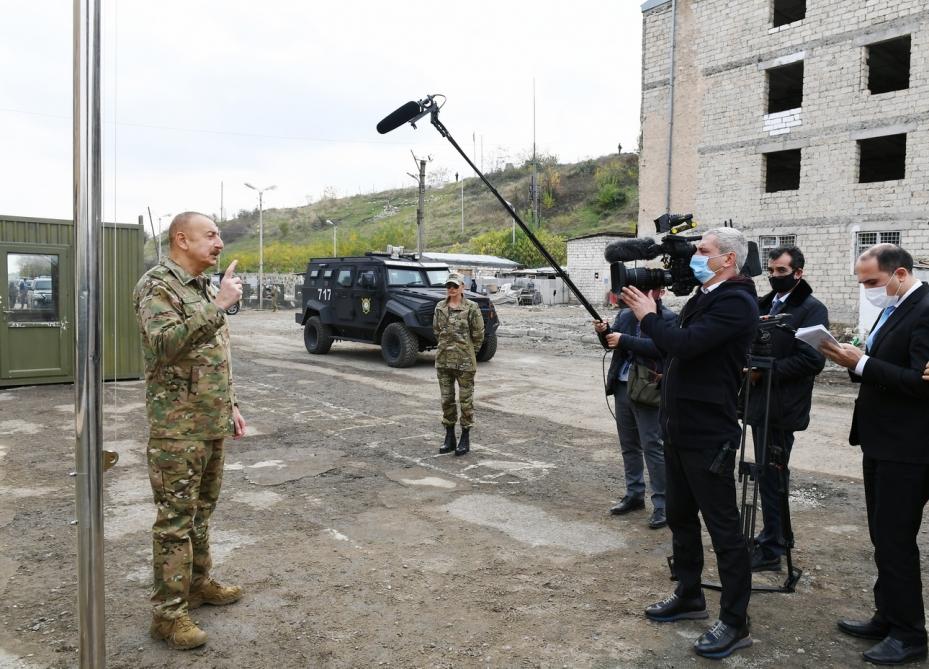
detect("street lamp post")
[326,219,337,256]
[157,213,172,260]
[244,182,276,310]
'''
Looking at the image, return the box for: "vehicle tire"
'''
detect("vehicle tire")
[304,315,333,354]
[225,302,240,316]
[381,322,419,367]
[476,332,498,363]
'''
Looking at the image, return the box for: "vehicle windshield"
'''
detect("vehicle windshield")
[426,270,450,287]
[386,268,426,286]
[34,279,51,291]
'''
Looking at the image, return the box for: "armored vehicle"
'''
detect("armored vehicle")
[296,251,500,367]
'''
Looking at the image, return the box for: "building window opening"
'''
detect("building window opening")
[773,0,806,27]
[767,62,804,113]
[764,149,801,193]
[858,134,906,183]
[856,231,901,257]
[760,235,797,255]
[867,36,911,94]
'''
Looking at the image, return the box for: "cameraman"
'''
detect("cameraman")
[621,227,758,660]
[746,246,827,573]
[593,288,677,529]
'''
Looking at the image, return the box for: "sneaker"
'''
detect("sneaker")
[645,592,708,622]
[188,578,243,609]
[150,613,207,650]
[693,618,752,659]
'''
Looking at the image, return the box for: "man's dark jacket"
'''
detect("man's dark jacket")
[641,276,759,450]
[745,279,828,431]
[850,282,929,463]
[604,303,677,396]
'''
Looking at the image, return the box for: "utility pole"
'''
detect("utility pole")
[460,180,464,234]
[146,206,159,261]
[532,78,540,227]
[407,150,430,255]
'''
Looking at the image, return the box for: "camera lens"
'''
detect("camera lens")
[610,262,671,293]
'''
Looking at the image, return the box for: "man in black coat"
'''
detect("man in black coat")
[621,227,758,660]
[745,246,827,572]
[594,289,677,528]
[822,244,929,666]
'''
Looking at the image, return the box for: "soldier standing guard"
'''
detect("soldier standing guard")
[133,212,248,650]
[433,272,484,456]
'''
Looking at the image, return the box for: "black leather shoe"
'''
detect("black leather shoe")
[862,637,928,665]
[645,593,708,622]
[454,428,470,456]
[610,496,645,515]
[648,507,667,529]
[693,618,752,659]
[838,618,891,641]
[439,425,456,454]
[750,546,782,572]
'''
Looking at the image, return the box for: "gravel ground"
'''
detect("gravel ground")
[0,305,921,668]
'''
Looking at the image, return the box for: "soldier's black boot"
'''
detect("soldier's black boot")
[455,428,470,456]
[439,425,456,454]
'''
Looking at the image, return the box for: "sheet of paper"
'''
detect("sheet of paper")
[794,324,839,349]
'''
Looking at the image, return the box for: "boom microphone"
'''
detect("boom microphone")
[376,101,424,134]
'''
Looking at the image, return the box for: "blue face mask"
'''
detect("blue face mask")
[689,253,727,284]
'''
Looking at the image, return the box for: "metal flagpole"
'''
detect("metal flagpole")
[73,0,107,665]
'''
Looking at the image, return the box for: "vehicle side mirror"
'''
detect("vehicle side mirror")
[360,271,377,289]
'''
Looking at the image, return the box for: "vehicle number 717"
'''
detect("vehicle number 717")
[317,288,332,301]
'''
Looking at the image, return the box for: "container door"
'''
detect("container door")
[0,247,72,380]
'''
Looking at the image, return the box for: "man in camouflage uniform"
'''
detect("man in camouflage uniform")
[133,212,247,650]
[433,272,484,456]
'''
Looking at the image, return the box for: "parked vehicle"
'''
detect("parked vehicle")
[296,252,500,367]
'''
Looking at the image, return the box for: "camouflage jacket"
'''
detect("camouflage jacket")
[433,298,484,371]
[133,257,236,439]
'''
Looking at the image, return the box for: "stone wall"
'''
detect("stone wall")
[566,236,622,307]
[640,0,929,324]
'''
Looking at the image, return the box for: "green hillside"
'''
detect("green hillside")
[149,153,638,271]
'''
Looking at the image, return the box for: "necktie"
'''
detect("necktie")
[769,298,783,315]
[866,305,897,351]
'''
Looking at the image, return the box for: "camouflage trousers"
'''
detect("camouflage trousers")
[437,367,475,428]
[147,437,225,619]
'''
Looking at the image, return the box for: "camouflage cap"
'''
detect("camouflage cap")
[444,273,464,287]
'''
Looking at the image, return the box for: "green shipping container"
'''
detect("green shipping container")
[0,214,144,386]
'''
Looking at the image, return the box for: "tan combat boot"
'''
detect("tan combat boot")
[188,578,243,609]
[150,613,207,650]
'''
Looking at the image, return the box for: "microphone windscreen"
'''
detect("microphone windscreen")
[376,101,422,134]
[604,237,658,263]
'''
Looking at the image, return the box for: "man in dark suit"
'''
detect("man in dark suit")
[822,243,929,666]
[746,246,828,572]
[621,227,759,660]
[593,289,677,528]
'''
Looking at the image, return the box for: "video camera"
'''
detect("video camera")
[605,213,761,297]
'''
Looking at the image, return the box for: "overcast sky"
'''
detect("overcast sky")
[0,2,643,231]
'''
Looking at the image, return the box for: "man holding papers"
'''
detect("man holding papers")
[821,243,929,666]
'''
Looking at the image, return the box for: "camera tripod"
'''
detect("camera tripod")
[714,354,802,593]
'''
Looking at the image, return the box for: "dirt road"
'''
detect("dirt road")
[0,306,918,668]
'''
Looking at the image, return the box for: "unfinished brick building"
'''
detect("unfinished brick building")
[639,0,928,324]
